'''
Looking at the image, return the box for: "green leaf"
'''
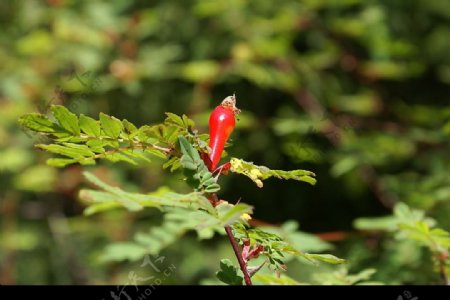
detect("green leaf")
[178,135,202,168]
[80,172,215,214]
[18,113,58,133]
[302,253,346,265]
[99,112,123,138]
[178,136,219,192]
[231,223,290,271]
[162,125,180,144]
[331,156,359,177]
[182,114,195,129]
[263,221,333,253]
[83,202,122,215]
[230,158,316,187]
[86,139,107,153]
[162,156,181,171]
[231,222,344,273]
[81,172,143,211]
[122,119,138,137]
[349,269,378,284]
[353,216,398,231]
[138,125,163,143]
[79,114,101,137]
[165,112,195,130]
[313,267,378,285]
[392,203,450,250]
[205,183,220,193]
[145,148,168,159]
[394,202,427,224]
[37,144,94,158]
[51,105,80,135]
[104,152,138,165]
[98,207,222,263]
[123,149,152,163]
[46,158,78,167]
[165,112,184,127]
[253,274,300,285]
[217,202,253,226]
[99,243,148,263]
[216,259,243,285]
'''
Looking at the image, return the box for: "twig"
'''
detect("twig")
[438,258,449,285]
[433,249,449,285]
[206,192,252,285]
[224,225,253,286]
[361,166,396,209]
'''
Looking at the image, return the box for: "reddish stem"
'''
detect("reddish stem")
[207,193,252,285]
[225,225,253,286]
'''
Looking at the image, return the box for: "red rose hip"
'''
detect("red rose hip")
[207,95,240,171]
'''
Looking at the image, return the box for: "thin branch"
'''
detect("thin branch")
[427,234,449,285]
[361,166,396,209]
[207,193,252,285]
[225,225,252,286]
[293,89,324,118]
[438,258,449,285]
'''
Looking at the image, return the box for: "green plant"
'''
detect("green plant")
[355,203,450,284]
[3,0,450,286]
[19,97,344,285]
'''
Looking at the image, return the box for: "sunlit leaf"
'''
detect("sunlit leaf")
[18,113,59,133]
[216,259,243,286]
[99,112,123,139]
[51,105,80,135]
[302,253,346,265]
[230,158,316,187]
[79,114,101,137]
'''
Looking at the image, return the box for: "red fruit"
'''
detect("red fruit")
[207,95,240,171]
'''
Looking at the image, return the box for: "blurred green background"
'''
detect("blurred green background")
[1,0,449,285]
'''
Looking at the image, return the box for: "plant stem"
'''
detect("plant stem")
[224,225,253,286]
[207,193,252,285]
[438,257,449,285]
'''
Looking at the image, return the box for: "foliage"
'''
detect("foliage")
[18,106,203,168]
[20,106,341,284]
[355,203,450,283]
[178,135,220,193]
[1,0,449,285]
[312,267,379,285]
[231,223,344,272]
[229,158,316,187]
[216,259,244,286]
